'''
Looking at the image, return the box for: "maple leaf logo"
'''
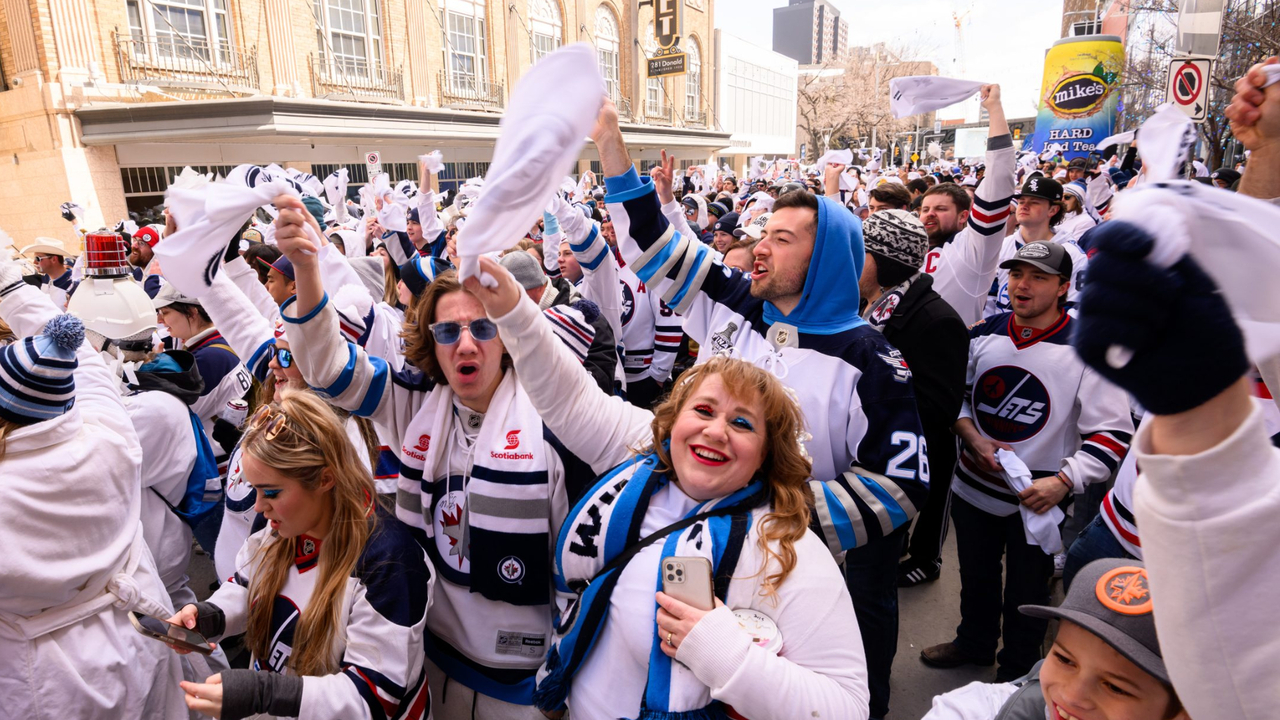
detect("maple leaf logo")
[441,502,467,568]
[1107,573,1149,605]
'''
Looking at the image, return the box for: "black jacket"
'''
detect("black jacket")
[881,274,969,480]
[546,276,619,395]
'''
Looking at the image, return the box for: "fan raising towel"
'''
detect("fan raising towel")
[455,43,605,288]
[1107,102,1280,365]
[889,76,987,119]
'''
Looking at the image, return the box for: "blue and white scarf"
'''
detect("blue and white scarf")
[534,452,764,719]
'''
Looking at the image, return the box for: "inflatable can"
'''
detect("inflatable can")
[1030,35,1125,160]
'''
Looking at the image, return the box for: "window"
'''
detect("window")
[529,0,562,62]
[1071,20,1100,36]
[313,0,385,78]
[125,0,233,62]
[685,37,702,118]
[445,0,489,92]
[644,22,663,116]
[595,5,620,100]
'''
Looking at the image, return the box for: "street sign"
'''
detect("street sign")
[365,150,382,176]
[1167,57,1211,122]
[934,120,942,133]
[648,0,686,77]
[1176,0,1223,59]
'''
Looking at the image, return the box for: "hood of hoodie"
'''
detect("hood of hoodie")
[130,350,206,406]
[761,195,867,335]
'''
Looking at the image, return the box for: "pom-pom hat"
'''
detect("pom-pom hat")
[0,314,85,425]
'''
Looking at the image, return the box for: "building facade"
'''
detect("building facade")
[0,0,728,241]
[772,0,847,66]
[714,29,797,174]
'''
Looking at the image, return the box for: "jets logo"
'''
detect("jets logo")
[620,281,636,326]
[254,595,301,673]
[498,556,525,583]
[877,349,912,383]
[974,365,1051,442]
[504,430,521,450]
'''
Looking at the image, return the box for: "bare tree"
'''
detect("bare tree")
[1118,0,1279,168]
[796,43,938,163]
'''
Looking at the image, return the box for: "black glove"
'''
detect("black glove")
[1072,221,1248,415]
[212,417,244,456]
[59,202,79,223]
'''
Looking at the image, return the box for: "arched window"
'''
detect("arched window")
[685,36,702,121]
[594,5,620,101]
[530,0,562,62]
[444,0,488,93]
[644,21,663,117]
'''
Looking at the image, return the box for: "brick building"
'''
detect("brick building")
[0,0,727,240]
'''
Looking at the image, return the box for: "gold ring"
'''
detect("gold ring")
[667,631,674,647]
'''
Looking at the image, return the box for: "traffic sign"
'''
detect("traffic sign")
[365,150,382,176]
[1167,57,1210,122]
[1176,0,1223,59]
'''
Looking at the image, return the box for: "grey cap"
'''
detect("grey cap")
[1021,558,1167,683]
[152,282,202,309]
[499,250,547,291]
[999,240,1073,278]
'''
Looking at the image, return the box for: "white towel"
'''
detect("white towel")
[157,179,319,297]
[996,449,1063,555]
[456,43,604,287]
[419,150,445,175]
[815,148,853,172]
[890,76,987,119]
[1109,103,1280,364]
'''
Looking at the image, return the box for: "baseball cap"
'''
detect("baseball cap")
[1020,558,1167,683]
[706,201,729,220]
[713,212,740,235]
[999,240,1073,278]
[733,212,771,241]
[257,254,296,281]
[1067,157,1089,170]
[132,224,163,248]
[152,282,202,310]
[1018,176,1064,202]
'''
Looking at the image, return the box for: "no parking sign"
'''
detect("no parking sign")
[1167,58,1211,122]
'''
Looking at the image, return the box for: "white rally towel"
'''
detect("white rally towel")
[456,43,604,287]
[996,449,1063,555]
[889,76,987,119]
[419,150,445,175]
[815,148,853,172]
[1095,130,1135,153]
[1107,102,1280,365]
[157,179,320,297]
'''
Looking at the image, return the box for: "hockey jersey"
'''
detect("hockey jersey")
[606,166,928,554]
[184,326,253,473]
[922,134,1017,326]
[984,229,1088,318]
[954,312,1133,516]
[206,507,433,720]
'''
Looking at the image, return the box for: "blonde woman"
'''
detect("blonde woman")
[464,256,870,720]
[168,390,432,720]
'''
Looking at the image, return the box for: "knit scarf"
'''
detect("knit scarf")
[862,272,922,333]
[404,371,552,607]
[534,453,764,718]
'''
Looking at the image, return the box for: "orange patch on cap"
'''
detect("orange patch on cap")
[1096,566,1153,616]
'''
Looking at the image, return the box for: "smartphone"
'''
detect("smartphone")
[129,612,214,655]
[662,557,714,612]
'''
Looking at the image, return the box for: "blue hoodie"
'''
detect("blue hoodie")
[605,166,927,555]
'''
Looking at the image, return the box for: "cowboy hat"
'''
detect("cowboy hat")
[19,237,79,259]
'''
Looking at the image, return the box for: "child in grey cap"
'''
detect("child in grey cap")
[923,558,1187,720]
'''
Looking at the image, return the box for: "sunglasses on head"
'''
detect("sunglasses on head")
[429,318,497,345]
[267,345,293,369]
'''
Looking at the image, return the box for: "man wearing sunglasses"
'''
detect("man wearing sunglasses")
[19,237,78,310]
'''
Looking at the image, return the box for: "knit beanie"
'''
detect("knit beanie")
[498,250,547,291]
[301,196,327,229]
[0,314,85,426]
[398,255,451,297]
[862,209,928,269]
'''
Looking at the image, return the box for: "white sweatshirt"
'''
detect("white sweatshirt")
[1133,403,1280,720]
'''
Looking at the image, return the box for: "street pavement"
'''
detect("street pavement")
[190,524,1061,720]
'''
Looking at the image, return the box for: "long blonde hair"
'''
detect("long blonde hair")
[647,357,813,597]
[241,388,376,676]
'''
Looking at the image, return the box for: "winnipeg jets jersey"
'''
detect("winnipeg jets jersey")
[954,312,1134,516]
[207,508,433,719]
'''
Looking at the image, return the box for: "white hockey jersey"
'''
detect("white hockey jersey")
[923,133,1016,326]
[954,312,1134,517]
[206,508,432,719]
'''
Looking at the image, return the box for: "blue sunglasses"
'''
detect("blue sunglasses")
[268,345,293,369]
[429,319,498,345]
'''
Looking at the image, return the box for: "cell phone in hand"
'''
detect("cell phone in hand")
[128,612,214,655]
[662,557,714,611]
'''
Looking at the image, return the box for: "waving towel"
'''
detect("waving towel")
[889,76,987,119]
[456,43,605,287]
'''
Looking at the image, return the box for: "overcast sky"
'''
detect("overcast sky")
[714,0,1066,122]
